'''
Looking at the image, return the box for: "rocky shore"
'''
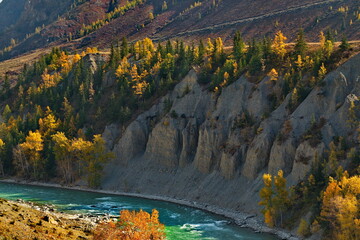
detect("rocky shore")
[0,179,299,240]
[0,198,98,239]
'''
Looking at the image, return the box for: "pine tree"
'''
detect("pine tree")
[339,36,350,52]
[233,31,246,62]
[165,40,173,55]
[197,40,205,63]
[120,37,129,58]
[294,29,307,58]
[2,104,11,121]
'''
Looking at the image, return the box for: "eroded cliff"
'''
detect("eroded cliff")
[100,53,360,214]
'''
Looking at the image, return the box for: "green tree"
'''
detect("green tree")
[339,36,350,52]
[2,105,11,121]
[233,31,246,62]
[294,29,307,58]
[121,37,129,58]
[85,135,114,188]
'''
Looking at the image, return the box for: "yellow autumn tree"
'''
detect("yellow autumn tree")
[41,69,62,89]
[39,107,60,138]
[130,65,149,96]
[71,135,114,188]
[19,130,44,178]
[320,174,360,240]
[72,53,82,64]
[259,170,290,227]
[115,57,130,78]
[206,38,214,55]
[259,173,275,227]
[59,51,71,74]
[94,209,166,240]
[273,170,289,226]
[268,68,278,82]
[52,132,73,183]
[272,31,287,60]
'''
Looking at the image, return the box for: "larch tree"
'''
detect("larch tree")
[273,170,289,226]
[272,31,287,60]
[259,173,275,227]
[259,170,290,227]
[320,174,360,240]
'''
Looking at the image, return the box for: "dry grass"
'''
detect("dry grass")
[0,48,52,77]
[0,198,93,239]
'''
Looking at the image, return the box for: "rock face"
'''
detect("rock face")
[103,53,360,214]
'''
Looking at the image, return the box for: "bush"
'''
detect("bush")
[94,209,165,240]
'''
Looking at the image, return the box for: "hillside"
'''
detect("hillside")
[1,0,360,60]
[0,1,360,240]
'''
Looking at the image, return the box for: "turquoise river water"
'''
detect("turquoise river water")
[0,182,277,240]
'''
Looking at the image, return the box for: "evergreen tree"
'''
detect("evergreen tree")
[294,29,307,58]
[2,105,11,121]
[339,36,350,52]
[233,31,246,62]
[197,40,205,63]
[165,40,173,55]
[120,37,129,58]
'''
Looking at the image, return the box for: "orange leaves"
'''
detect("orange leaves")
[268,68,278,82]
[264,209,275,228]
[94,209,166,240]
[41,69,62,89]
[320,174,360,239]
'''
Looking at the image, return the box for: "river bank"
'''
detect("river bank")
[0,198,97,239]
[0,178,299,240]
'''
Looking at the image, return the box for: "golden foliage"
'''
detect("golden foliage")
[39,107,60,137]
[272,31,287,59]
[41,69,62,89]
[115,57,130,78]
[268,68,278,82]
[94,209,166,240]
[320,174,360,240]
[318,63,327,80]
[20,131,43,153]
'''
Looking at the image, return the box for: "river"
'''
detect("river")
[0,182,277,240]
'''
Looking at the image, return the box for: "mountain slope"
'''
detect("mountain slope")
[1,0,360,60]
